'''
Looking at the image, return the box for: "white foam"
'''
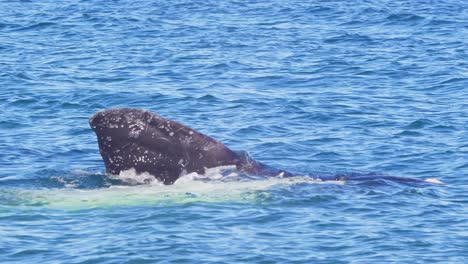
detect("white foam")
[0,176,19,181]
[8,167,343,210]
[174,165,237,184]
[51,176,78,188]
[425,178,444,184]
[71,169,94,175]
[110,168,164,186]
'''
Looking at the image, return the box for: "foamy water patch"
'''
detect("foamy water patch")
[111,168,165,186]
[0,167,344,210]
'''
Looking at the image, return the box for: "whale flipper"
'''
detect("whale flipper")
[89,108,287,184]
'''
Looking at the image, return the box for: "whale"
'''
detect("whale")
[90,108,438,185]
[89,108,291,184]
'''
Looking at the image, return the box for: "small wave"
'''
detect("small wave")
[13,22,56,32]
[0,120,28,129]
[12,72,37,81]
[307,6,332,14]
[426,19,457,26]
[196,94,224,102]
[0,170,109,189]
[430,125,457,133]
[203,62,230,70]
[313,151,341,158]
[96,77,130,83]
[439,77,466,85]
[324,33,374,44]
[404,119,435,130]
[385,13,425,25]
[395,130,423,137]
[234,125,268,136]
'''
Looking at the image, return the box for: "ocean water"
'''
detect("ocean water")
[1,0,467,262]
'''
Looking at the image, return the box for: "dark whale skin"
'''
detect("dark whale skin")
[89,108,289,184]
[90,108,433,185]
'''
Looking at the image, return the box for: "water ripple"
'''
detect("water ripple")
[0,0,467,262]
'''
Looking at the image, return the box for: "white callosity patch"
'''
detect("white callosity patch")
[180,133,194,146]
[128,119,146,138]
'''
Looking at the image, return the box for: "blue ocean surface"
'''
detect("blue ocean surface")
[1,0,467,263]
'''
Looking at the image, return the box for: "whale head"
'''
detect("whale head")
[89,108,258,184]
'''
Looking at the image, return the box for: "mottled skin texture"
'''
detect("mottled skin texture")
[89,108,289,184]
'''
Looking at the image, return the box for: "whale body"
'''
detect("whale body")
[90,108,435,185]
[89,108,290,184]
